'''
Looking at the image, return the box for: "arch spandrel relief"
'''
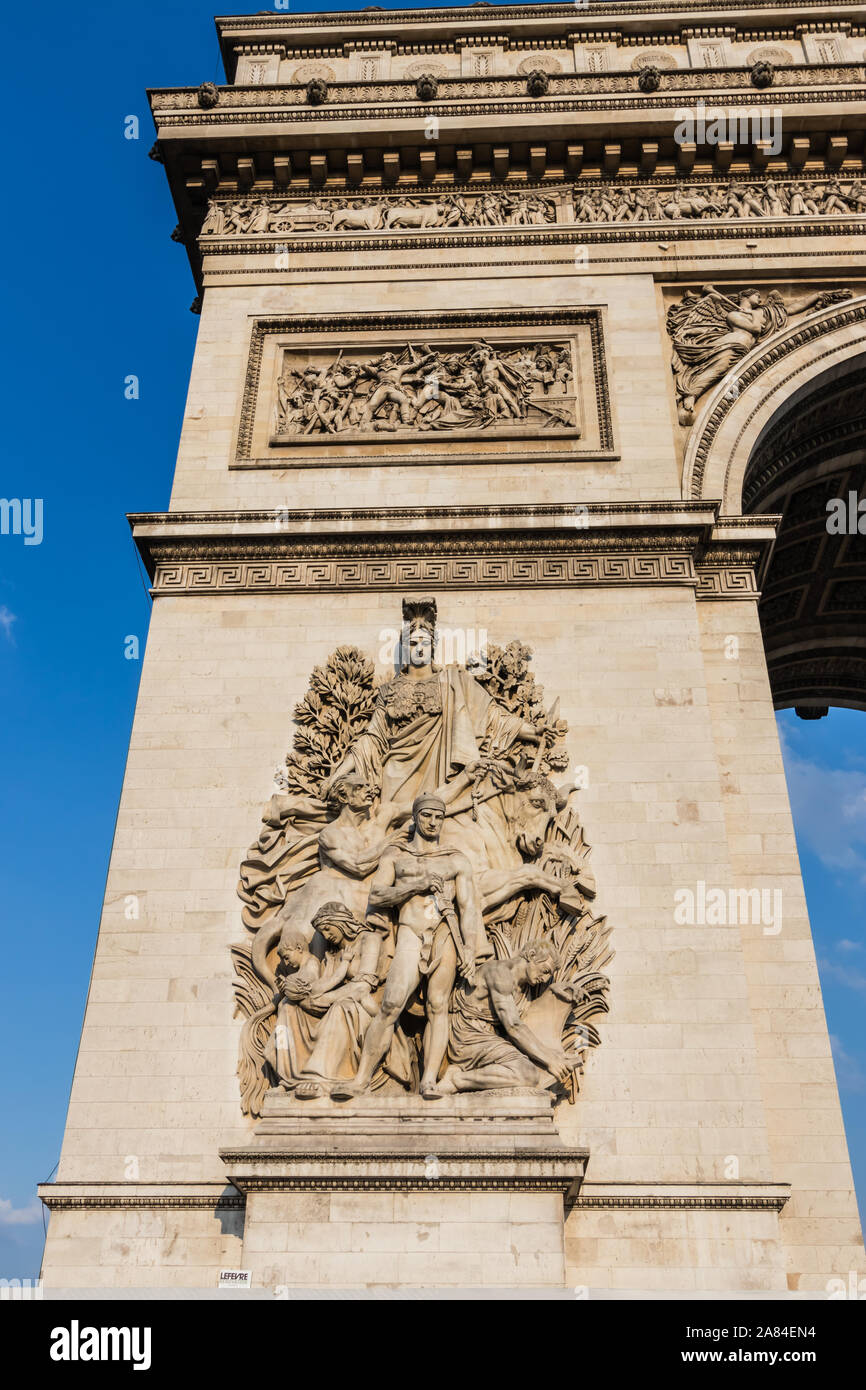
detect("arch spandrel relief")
[666,283,855,428]
[675,291,866,509]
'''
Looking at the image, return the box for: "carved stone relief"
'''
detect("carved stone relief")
[747,45,794,66]
[233,598,611,1113]
[289,61,336,85]
[237,309,610,466]
[271,340,577,441]
[583,48,608,73]
[402,60,449,81]
[516,53,563,75]
[199,177,866,241]
[573,177,866,224]
[201,190,557,236]
[666,284,853,425]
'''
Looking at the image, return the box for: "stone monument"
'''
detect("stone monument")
[39,2,866,1295]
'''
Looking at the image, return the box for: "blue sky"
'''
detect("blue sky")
[0,1,863,1280]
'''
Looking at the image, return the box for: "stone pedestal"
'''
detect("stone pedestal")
[221,1090,588,1290]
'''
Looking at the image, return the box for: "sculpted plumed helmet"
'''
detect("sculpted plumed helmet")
[399,596,438,672]
[402,596,437,635]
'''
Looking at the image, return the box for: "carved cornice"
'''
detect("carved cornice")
[154,62,866,106]
[572,1181,791,1211]
[40,1194,245,1211]
[216,1,860,28]
[152,68,866,129]
[150,535,703,561]
[129,503,776,598]
[130,502,717,526]
[38,1183,244,1212]
[571,1194,789,1210]
[220,1148,587,1198]
[38,1177,791,1210]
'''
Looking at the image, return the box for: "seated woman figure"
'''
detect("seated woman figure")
[266,902,410,1100]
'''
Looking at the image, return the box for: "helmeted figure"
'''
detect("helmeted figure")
[328,597,537,805]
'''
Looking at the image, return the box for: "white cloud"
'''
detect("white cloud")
[819,959,866,996]
[779,728,866,884]
[830,1035,866,1094]
[0,605,15,641]
[0,1198,41,1227]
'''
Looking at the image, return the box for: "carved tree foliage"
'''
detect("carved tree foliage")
[471,640,571,774]
[279,645,377,797]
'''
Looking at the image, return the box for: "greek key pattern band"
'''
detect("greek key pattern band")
[152,553,703,594]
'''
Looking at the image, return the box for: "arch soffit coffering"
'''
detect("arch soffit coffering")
[682,295,866,515]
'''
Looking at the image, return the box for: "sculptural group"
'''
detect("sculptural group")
[233,599,611,1112]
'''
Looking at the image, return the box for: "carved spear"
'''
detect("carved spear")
[531,698,559,775]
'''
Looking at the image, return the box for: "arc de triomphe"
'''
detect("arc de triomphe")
[40,2,866,1296]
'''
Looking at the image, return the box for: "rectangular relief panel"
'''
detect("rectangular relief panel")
[234,308,615,468]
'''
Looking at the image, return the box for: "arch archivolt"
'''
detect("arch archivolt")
[682,296,866,515]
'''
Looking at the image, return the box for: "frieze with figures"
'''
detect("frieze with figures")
[200,176,866,241]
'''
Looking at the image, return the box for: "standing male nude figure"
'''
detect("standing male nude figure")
[331,793,484,1100]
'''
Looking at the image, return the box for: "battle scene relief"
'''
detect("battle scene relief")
[271,340,578,441]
